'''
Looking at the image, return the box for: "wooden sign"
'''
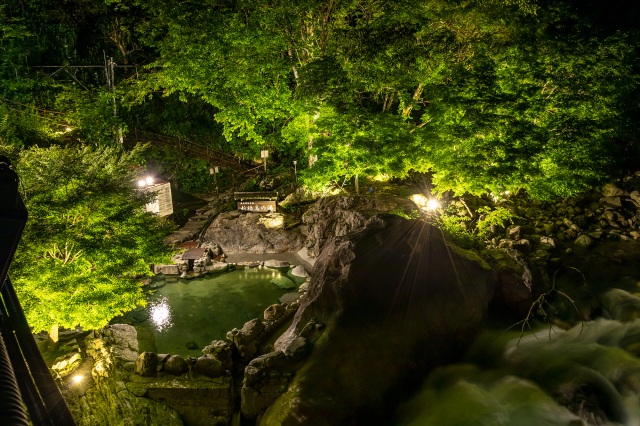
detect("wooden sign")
[237,200,276,212]
[144,182,174,217]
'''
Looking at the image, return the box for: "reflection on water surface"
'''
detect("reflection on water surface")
[138,268,291,356]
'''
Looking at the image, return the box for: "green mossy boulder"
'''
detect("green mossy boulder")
[270,275,297,290]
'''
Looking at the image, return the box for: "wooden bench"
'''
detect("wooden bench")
[233,191,278,212]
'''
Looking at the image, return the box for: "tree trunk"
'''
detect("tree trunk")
[48,323,59,351]
[402,83,424,118]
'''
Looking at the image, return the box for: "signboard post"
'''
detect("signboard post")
[209,166,219,195]
[138,178,174,217]
[261,150,269,172]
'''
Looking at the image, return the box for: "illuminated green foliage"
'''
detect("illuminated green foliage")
[9,144,175,332]
[127,0,639,199]
[474,206,518,240]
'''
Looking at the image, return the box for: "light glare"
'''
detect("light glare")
[150,298,172,332]
[145,176,154,185]
[426,199,441,210]
[72,375,83,384]
[410,194,428,208]
[137,179,146,188]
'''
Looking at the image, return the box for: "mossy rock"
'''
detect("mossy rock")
[270,276,297,290]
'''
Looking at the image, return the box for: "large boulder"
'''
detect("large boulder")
[227,318,266,359]
[241,350,297,418]
[202,211,305,253]
[483,248,543,318]
[135,351,159,377]
[261,215,495,424]
[164,355,189,375]
[300,194,418,258]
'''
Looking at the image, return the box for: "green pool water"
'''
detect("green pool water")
[136,268,292,356]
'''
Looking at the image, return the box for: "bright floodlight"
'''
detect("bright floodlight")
[72,375,83,384]
[426,199,441,210]
[137,179,146,188]
[145,176,154,185]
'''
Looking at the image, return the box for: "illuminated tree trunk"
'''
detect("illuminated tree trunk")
[48,323,59,351]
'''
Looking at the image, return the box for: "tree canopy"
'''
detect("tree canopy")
[125,0,639,198]
[1,0,640,330]
[6,144,174,332]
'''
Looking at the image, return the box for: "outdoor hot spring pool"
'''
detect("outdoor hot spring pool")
[123,267,300,356]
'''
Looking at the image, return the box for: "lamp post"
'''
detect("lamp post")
[293,160,297,182]
[261,150,269,172]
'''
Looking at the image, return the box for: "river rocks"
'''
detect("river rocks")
[154,264,180,275]
[258,173,288,190]
[602,183,628,197]
[135,351,159,377]
[241,350,297,418]
[263,215,495,424]
[201,340,233,370]
[227,318,266,359]
[164,355,189,375]
[202,211,306,253]
[258,213,284,229]
[574,234,594,247]
[51,350,82,378]
[270,275,296,289]
[280,187,324,207]
[264,304,286,321]
[601,196,622,208]
[290,265,309,278]
[193,356,227,378]
[264,259,290,269]
[101,324,139,366]
[283,337,310,362]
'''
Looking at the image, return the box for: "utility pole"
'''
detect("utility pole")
[105,53,123,145]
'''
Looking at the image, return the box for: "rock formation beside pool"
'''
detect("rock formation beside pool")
[203,210,306,253]
[254,212,497,424]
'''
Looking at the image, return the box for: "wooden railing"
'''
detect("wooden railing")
[125,128,249,172]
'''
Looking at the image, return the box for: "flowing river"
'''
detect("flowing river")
[397,242,640,425]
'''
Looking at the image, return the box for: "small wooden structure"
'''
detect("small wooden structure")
[233,191,278,213]
[182,247,206,271]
